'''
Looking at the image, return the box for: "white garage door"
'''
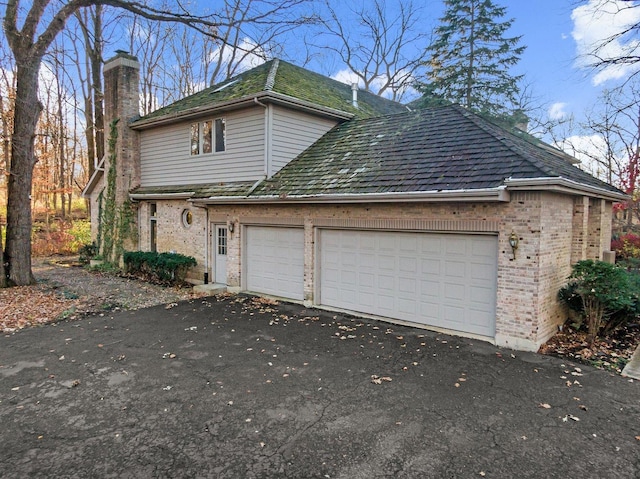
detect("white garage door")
[319,230,497,337]
[245,226,304,300]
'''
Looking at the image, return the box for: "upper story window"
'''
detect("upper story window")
[191,118,225,155]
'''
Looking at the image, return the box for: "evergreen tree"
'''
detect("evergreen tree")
[417,0,525,124]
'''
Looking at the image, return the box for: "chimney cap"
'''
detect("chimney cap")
[104,50,140,72]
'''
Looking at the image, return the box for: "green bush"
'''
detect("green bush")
[68,220,92,252]
[78,242,99,264]
[558,260,639,342]
[123,251,197,285]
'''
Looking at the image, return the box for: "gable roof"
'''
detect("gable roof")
[131,59,406,129]
[241,105,624,201]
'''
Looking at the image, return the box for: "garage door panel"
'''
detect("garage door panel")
[445,261,466,278]
[470,262,493,280]
[246,226,304,300]
[445,238,468,255]
[444,282,466,301]
[319,230,496,337]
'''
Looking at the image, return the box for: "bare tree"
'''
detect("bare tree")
[74,5,105,178]
[575,0,640,78]
[1,0,235,286]
[124,0,317,112]
[312,0,428,102]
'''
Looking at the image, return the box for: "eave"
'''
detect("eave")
[504,177,628,202]
[130,192,196,201]
[190,187,510,205]
[130,91,354,130]
[81,158,105,198]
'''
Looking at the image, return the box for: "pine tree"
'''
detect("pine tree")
[417,0,525,123]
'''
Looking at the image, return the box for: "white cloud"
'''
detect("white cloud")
[208,38,267,83]
[549,102,569,120]
[331,68,419,102]
[571,0,640,85]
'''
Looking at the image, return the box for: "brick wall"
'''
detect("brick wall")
[139,192,614,351]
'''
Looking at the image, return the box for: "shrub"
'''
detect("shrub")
[558,260,639,342]
[123,251,197,285]
[611,233,640,260]
[32,219,93,256]
[67,220,92,252]
[78,242,99,264]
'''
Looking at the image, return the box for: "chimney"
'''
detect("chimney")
[351,83,359,108]
[102,50,140,258]
[103,50,140,207]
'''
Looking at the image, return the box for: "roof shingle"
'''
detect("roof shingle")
[250,105,623,197]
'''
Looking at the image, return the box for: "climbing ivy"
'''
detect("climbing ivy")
[99,118,136,265]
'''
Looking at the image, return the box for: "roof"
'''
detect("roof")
[245,105,624,200]
[132,59,406,127]
[130,182,255,200]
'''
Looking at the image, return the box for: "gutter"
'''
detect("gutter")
[504,177,628,202]
[129,192,195,201]
[190,187,510,205]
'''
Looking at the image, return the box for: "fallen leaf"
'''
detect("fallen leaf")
[539,403,552,409]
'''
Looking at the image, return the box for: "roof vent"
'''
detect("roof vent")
[351,83,358,108]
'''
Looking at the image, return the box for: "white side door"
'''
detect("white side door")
[213,224,228,284]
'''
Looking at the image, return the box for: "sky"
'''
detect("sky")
[506,0,638,123]
[322,0,638,128]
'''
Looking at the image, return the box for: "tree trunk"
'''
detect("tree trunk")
[0,224,6,288]
[6,60,42,285]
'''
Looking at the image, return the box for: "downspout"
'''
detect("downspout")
[254,97,271,178]
[192,203,210,284]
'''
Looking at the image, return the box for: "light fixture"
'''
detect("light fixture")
[508,232,519,260]
[228,221,234,233]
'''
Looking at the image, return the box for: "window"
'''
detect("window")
[191,118,225,155]
[182,209,193,228]
[149,203,157,253]
[217,227,227,255]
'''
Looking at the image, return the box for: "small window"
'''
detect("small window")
[182,209,193,228]
[190,118,225,155]
[217,227,227,255]
[215,118,225,152]
[149,203,157,253]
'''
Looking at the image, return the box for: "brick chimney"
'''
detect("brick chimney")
[103,50,140,207]
[102,50,140,258]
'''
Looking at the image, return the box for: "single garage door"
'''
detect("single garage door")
[245,226,304,300]
[319,230,497,337]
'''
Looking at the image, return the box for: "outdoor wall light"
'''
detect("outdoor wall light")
[228,221,234,233]
[508,231,519,260]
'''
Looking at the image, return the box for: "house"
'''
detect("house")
[84,51,626,352]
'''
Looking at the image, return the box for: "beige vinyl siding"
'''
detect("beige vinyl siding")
[140,106,266,187]
[270,106,337,176]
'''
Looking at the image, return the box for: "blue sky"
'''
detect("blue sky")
[489,0,638,123]
[316,0,638,128]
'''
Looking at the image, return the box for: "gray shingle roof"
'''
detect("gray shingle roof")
[250,105,623,197]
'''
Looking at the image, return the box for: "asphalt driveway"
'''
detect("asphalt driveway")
[1,294,638,478]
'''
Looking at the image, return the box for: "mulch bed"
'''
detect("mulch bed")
[538,323,640,373]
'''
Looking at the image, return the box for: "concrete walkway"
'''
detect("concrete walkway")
[1,295,638,478]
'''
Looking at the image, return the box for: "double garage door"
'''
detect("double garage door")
[245,226,497,337]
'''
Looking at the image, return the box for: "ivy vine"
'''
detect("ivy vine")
[99,118,136,264]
